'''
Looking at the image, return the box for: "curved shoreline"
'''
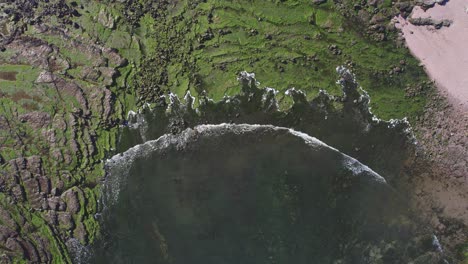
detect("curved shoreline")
[103,123,387,208]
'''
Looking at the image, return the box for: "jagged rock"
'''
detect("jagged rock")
[409,17,452,29]
[53,78,89,113]
[218,29,232,36]
[35,71,55,83]
[61,189,80,214]
[50,187,58,196]
[47,55,70,72]
[328,44,342,55]
[102,47,127,67]
[0,254,11,263]
[12,158,26,171]
[41,129,57,144]
[19,170,32,181]
[336,66,360,100]
[47,197,61,211]
[23,178,40,195]
[370,13,386,24]
[0,175,5,191]
[44,210,58,226]
[37,177,50,194]
[90,88,113,124]
[26,156,42,175]
[102,89,113,123]
[33,24,49,34]
[396,2,414,17]
[31,235,51,263]
[199,28,215,42]
[0,226,17,242]
[11,185,25,202]
[58,200,67,211]
[69,139,80,155]
[18,239,40,262]
[0,207,18,230]
[52,114,67,131]
[5,238,24,258]
[98,67,117,86]
[98,8,115,29]
[18,112,51,129]
[92,56,108,67]
[58,212,74,230]
[74,222,88,244]
[415,0,436,9]
[80,66,101,82]
[4,167,19,186]
[6,37,53,68]
[51,149,63,163]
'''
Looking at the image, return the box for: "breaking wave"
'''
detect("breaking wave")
[89,123,439,263]
[103,124,387,209]
[89,68,442,263]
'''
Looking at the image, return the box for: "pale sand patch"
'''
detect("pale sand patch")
[395,0,468,109]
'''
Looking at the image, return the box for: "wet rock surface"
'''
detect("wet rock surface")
[0,0,466,263]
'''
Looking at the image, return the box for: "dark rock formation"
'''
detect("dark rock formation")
[18,112,51,129]
[61,189,80,214]
[409,17,452,29]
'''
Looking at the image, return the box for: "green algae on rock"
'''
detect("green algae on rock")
[0,0,450,262]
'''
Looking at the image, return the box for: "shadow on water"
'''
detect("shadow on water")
[94,125,433,263]
[118,69,413,185]
[88,68,445,263]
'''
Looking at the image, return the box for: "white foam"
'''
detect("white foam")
[127,110,137,119]
[103,124,387,209]
[184,91,196,109]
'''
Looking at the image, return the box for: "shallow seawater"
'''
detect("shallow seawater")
[91,124,416,264]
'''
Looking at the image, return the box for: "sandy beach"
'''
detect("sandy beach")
[396,0,468,109]
[395,2,468,255]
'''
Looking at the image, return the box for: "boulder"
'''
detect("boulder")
[37,177,50,194]
[58,212,74,230]
[26,156,43,175]
[61,189,80,214]
[35,71,55,83]
[0,226,16,242]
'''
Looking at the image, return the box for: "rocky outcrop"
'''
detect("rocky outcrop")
[61,189,81,214]
[414,0,447,9]
[409,17,452,29]
[18,112,51,129]
[6,37,53,68]
[0,203,51,262]
[0,1,127,262]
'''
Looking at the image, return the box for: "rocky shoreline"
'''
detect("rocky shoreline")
[392,1,468,259]
[409,89,468,261]
[0,0,466,262]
